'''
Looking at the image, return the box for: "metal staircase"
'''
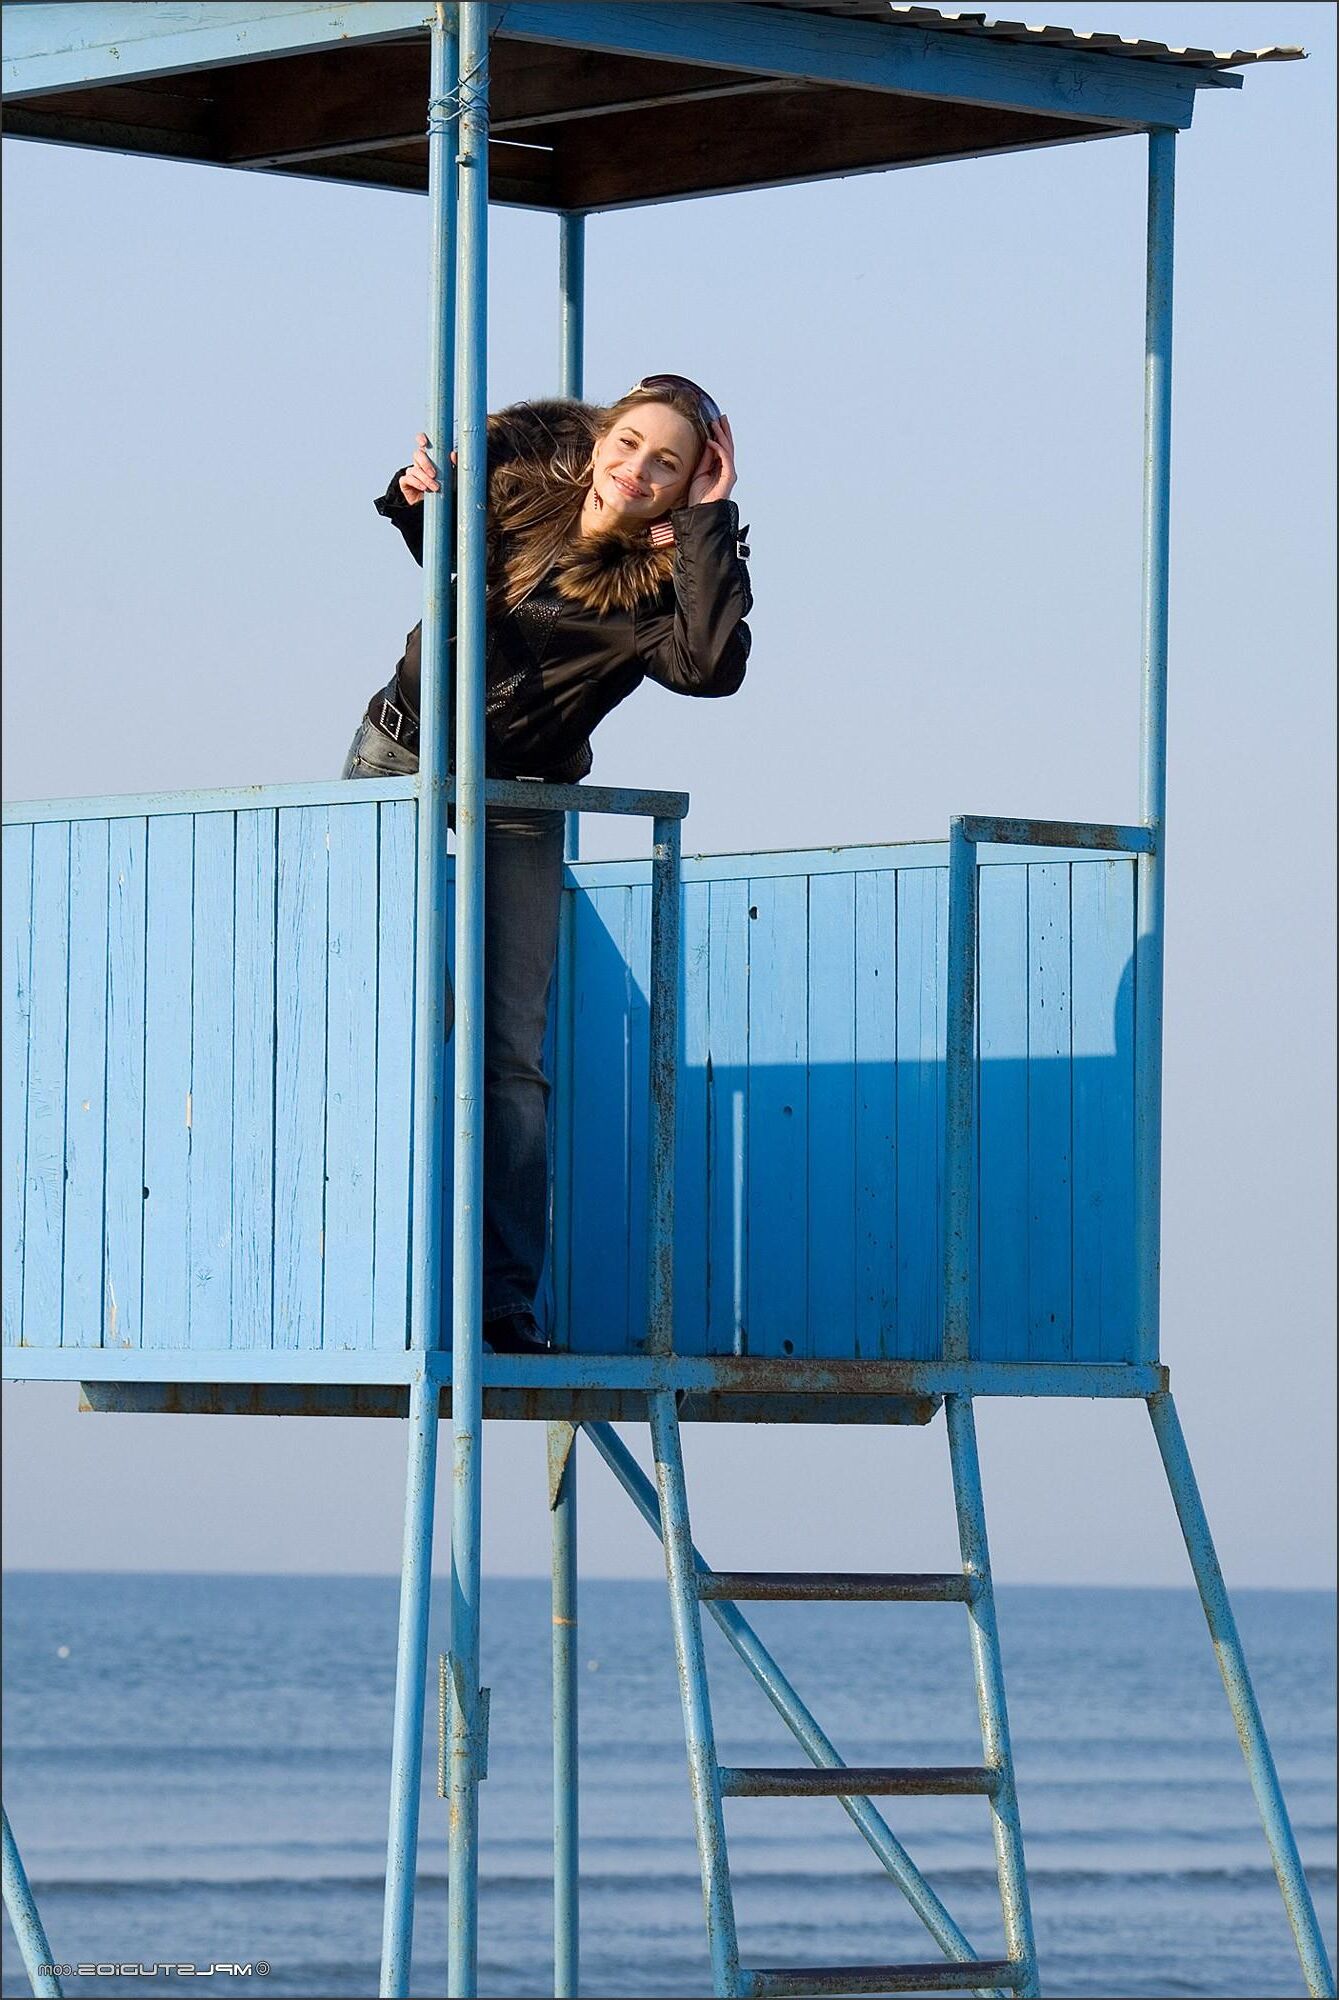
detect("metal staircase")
[598,1390,1041,1999]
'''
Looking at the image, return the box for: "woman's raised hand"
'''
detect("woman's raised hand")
[687,415,737,507]
[398,433,457,506]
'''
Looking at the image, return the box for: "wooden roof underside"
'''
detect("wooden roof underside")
[3,31,1141,211]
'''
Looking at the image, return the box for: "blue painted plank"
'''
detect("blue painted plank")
[496,3,1202,128]
[624,880,651,1351]
[569,886,632,1352]
[102,820,148,1350]
[565,840,1094,896]
[2,827,34,1349]
[23,825,72,1350]
[747,874,809,1359]
[188,813,236,1351]
[853,868,896,1361]
[231,811,277,1349]
[895,866,943,1361]
[673,879,711,1356]
[372,800,416,1351]
[1071,859,1137,1364]
[807,871,856,1358]
[62,818,110,1348]
[5,775,414,826]
[1027,862,1073,1361]
[977,863,1029,1364]
[142,814,195,1350]
[323,803,379,1350]
[273,807,329,1349]
[705,877,749,1356]
[3,3,438,98]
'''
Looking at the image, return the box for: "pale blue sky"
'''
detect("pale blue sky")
[2,3,1334,1585]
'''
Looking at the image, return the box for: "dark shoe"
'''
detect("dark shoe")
[482,1311,549,1357]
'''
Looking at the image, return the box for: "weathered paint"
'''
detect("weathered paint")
[718,1766,996,1798]
[697,1572,977,1603]
[2,1804,62,1998]
[29,1348,1167,1397]
[494,2,1206,130]
[647,1391,741,1996]
[1148,1393,1336,1998]
[549,1422,580,1997]
[559,207,585,871]
[446,11,490,1991]
[380,1370,443,1997]
[583,1420,1005,1994]
[379,16,456,1997]
[741,1964,1018,1998]
[946,1397,1039,1999]
[1134,131,1174,1371]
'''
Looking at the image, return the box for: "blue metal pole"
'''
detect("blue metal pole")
[551,220,585,1988]
[1147,1393,1336,1998]
[548,1423,580,1996]
[380,1372,444,1997]
[646,816,681,1354]
[559,210,585,867]
[583,1419,1006,1997]
[942,817,978,1364]
[379,14,456,1991]
[646,1391,741,1997]
[448,6,490,1993]
[2,1804,62,1998]
[1135,129,1174,1367]
[944,1396,1039,2000]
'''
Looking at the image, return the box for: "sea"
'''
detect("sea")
[2,1576,1334,1999]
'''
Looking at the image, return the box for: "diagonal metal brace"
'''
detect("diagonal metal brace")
[2,1803,63,1997]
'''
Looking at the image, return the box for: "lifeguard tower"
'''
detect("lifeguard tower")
[1,5,1332,1997]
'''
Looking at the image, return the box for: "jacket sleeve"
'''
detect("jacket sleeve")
[634,499,752,697]
[374,467,426,567]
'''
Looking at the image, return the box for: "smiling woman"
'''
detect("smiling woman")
[340,379,753,1356]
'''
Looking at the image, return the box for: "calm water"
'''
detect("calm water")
[2,1576,1334,1999]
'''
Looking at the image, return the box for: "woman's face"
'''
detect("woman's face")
[589,401,700,524]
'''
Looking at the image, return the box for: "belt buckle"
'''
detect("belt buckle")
[379,697,404,743]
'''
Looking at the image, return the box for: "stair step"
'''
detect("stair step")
[740,1959,1020,1996]
[718,1765,997,1798]
[696,1571,975,1603]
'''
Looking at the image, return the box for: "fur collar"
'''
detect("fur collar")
[487,398,677,617]
[549,527,675,616]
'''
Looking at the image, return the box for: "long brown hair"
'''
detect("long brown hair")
[490,386,710,614]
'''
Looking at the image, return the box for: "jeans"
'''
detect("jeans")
[341,715,565,1326]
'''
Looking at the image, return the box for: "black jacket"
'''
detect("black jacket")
[364,399,752,783]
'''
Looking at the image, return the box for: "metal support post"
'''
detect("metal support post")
[646,816,681,1354]
[558,208,586,862]
[943,818,978,1364]
[549,1423,580,1997]
[646,1392,741,1997]
[3,1804,62,1998]
[945,1397,1040,2000]
[380,13,456,1991]
[1134,129,1174,1365]
[447,7,491,1993]
[1147,1393,1336,1998]
[380,1372,444,1997]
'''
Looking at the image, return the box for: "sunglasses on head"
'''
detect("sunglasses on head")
[629,373,722,428]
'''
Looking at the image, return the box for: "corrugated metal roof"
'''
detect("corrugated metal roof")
[767,2,1306,69]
